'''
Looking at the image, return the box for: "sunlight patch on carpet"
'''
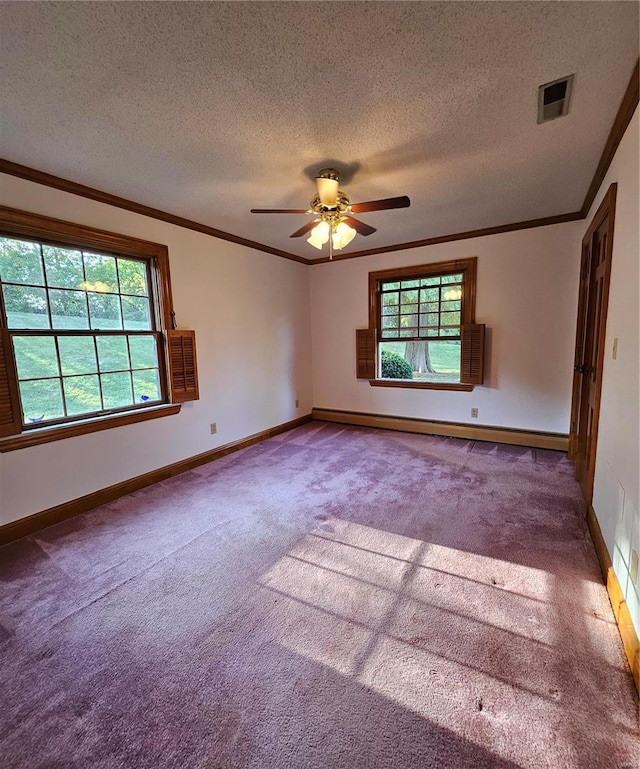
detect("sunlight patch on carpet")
[256,519,606,767]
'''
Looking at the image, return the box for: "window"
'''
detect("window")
[0,207,198,450]
[360,258,483,390]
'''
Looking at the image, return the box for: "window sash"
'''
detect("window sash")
[9,329,166,429]
[1,238,155,333]
[378,276,464,340]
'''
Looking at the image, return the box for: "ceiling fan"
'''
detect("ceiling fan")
[251,168,410,258]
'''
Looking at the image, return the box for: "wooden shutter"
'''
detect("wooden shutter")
[0,330,21,438]
[356,328,376,379]
[460,324,485,385]
[167,329,199,403]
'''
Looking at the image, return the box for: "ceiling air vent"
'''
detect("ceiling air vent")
[537,74,574,124]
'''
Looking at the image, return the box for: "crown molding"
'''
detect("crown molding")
[309,211,583,264]
[0,157,583,265]
[0,159,311,265]
[581,59,639,218]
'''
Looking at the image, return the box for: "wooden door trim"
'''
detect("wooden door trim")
[569,183,617,504]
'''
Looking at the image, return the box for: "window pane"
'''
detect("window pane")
[0,238,44,286]
[122,296,151,330]
[420,277,440,286]
[101,372,134,410]
[58,336,98,376]
[63,374,102,415]
[378,340,461,384]
[96,335,130,372]
[381,281,399,290]
[423,313,439,327]
[400,290,418,304]
[132,369,161,403]
[20,378,65,423]
[84,253,119,293]
[382,293,399,307]
[382,315,399,329]
[442,286,462,301]
[3,285,50,328]
[441,274,463,284]
[43,246,84,289]
[400,313,418,329]
[441,328,461,337]
[420,287,439,303]
[88,292,122,330]
[425,340,461,380]
[441,300,461,312]
[400,279,420,288]
[441,311,461,327]
[13,336,60,379]
[50,288,89,329]
[129,335,158,370]
[118,258,148,296]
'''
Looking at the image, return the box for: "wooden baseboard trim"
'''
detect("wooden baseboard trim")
[0,414,312,546]
[586,505,640,695]
[312,408,569,451]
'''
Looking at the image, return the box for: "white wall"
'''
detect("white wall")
[0,174,313,525]
[310,221,583,433]
[589,108,639,636]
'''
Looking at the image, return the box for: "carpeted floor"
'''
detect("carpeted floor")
[0,421,638,768]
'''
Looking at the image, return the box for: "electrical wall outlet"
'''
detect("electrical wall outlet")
[295,399,299,408]
[210,422,217,435]
[471,408,478,418]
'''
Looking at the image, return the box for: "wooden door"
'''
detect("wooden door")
[569,184,616,504]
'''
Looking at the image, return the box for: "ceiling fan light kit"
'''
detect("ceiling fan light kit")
[251,167,410,259]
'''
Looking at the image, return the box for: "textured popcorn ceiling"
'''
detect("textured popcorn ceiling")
[0,2,638,260]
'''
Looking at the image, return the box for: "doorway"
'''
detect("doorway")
[568,183,617,505]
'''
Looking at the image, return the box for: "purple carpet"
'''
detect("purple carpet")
[0,421,637,768]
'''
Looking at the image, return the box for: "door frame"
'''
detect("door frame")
[568,183,617,505]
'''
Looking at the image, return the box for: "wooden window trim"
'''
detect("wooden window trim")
[0,206,184,450]
[0,403,181,452]
[367,257,478,390]
[369,380,474,392]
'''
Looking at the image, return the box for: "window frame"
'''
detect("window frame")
[0,206,181,451]
[368,257,478,391]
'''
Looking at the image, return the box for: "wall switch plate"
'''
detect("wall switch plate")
[210,423,217,435]
[612,338,618,360]
[471,408,478,418]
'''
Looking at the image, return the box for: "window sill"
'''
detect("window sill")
[0,403,181,452]
[369,379,474,392]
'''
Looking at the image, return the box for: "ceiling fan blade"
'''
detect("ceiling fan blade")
[250,208,309,214]
[343,216,377,236]
[349,196,411,214]
[289,220,317,238]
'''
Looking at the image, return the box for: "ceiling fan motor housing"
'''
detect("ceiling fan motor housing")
[310,191,350,218]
